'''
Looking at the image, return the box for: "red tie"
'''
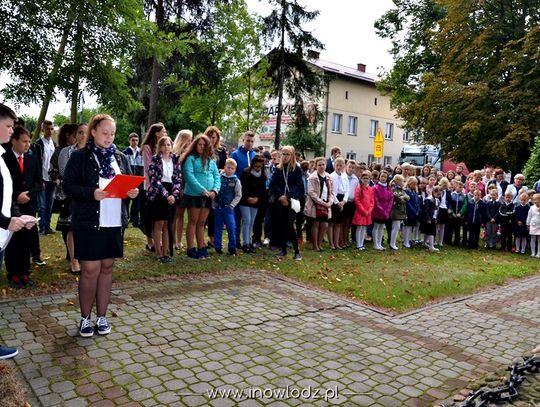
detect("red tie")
[18,155,24,173]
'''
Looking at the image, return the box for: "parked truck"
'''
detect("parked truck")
[399,144,442,170]
[399,144,470,175]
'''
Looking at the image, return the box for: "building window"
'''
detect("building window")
[374,97,378,106]
[346,152,356,160]
[385,122,394,140]
[402,128,409,142]
[368,154,375,165]
[345,91,348,100]
[369,120,378,138]
[332,113,342,133]
[347,116,357,135]
[384,156,392,166]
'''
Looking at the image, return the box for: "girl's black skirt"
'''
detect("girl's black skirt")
[147,182,173,222]
[330,193,345,223]
[73,227,123,260]
[182,195,213,209]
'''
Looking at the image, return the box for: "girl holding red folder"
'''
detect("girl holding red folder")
[63,114,139,338]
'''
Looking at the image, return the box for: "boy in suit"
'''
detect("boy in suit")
[3,126,42,288]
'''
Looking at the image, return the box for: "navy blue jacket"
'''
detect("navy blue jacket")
[269,164,305,202]
[485,199,501,222]
[405,189,421,222]
[466,200,486,224]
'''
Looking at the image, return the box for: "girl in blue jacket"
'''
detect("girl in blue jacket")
[180,134,220,259]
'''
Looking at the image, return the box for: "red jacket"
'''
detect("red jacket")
[353,185,374,226]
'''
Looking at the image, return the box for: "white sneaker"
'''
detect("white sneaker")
[389,245,399,250]
[428,247,440,252]
[263,238,270,246]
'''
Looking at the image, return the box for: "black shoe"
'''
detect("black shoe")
[207,241,215,249]
[70,269,81,276]
[9,280,24,289]
[33,257,47,266]
[228,249,237,256]
[44,229,56,235]
[242,245,254,254]
[145,244,155,252]
[215,248,223,254]
[22,277,34,287]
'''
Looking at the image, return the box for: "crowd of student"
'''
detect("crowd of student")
[2,106,540,342]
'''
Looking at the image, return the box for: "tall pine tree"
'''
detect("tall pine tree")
[261,0,323,149]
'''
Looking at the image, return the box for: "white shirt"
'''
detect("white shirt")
[346,173,359,202]
[95,155,122,227]
[0,145,14,248]
[41,136,55,181]
[330,171,349,204]
[162,158,173,183]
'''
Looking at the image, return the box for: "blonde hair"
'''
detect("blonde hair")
[225,158,237,167]
[173,129,192,155]
[391,174,404,186]
[406,176,418,190]
[278,145,297,172]
[333,157,345,168]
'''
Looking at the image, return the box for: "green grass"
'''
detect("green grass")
[4,222,539,313]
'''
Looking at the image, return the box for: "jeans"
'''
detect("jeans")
[239,206,258,246]
[38,181,55,232]
[214,207,236,250]
[234,205,242,248]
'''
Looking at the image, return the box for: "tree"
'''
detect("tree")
[375,0,540,172]
[282,102,324,158]
[141,0,222,127]
[261,0,324,149]
[179,1,271,134]
[0,0,147,140]
[523,132,540,186]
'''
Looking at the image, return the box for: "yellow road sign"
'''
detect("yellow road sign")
[374,142,383,158]
[375,127,384,143]
[374,128,384,158]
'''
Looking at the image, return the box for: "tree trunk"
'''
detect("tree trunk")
[148,56,160,126]
[246,69,251,130]
[34,19,74,140]
[274,0,287,150]
[147,0,164,127]
[70,18,84,123]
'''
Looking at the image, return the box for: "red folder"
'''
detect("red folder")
[103,174,145,198]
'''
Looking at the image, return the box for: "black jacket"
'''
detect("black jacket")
[1,143,42,215]
[0,150,21,230]
[269,164,305,202]
[63,148,131,230]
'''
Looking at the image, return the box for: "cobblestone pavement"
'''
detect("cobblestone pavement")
[1,271,538,407]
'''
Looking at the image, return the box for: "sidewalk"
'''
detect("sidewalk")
[0,271,538,406]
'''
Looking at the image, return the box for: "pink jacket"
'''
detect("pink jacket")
[371,183,394,221]
[304,171,334,219]
[352,185,374,226]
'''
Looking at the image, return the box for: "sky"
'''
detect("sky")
[1,0,396,119]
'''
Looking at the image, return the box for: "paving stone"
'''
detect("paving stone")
[2,271,539,407]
